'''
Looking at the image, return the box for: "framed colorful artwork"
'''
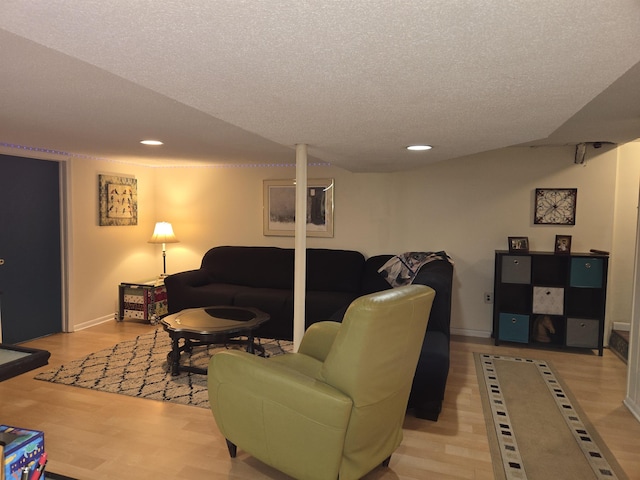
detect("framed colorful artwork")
[98,174,137,226]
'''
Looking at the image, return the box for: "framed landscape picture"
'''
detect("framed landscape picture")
[263,178,334,237]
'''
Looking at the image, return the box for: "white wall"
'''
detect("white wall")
[623,141,640,422]
[150,144,637,339]
[611,142,640,326]
[67,158,159,328]
[4,141,637,341]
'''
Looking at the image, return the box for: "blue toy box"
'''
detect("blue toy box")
[1,425,45,480]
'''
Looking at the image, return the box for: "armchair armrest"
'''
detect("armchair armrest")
[209,350,352,480]
[298,321,341,362]
[209,350,352,427]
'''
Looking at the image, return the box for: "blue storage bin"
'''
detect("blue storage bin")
[499,313,530,343]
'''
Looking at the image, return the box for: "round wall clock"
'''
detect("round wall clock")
[534,188,577,225]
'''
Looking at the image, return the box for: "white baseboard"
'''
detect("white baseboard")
[73,313,115,331]
[624,397,640,424]
[613,322,631,332]
[451,327,492,338]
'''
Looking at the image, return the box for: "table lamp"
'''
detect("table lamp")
[149,222,179,276]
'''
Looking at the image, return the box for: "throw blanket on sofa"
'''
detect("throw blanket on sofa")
[378,251,452,288]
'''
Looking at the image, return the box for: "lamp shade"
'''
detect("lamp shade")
[148,222,179,244]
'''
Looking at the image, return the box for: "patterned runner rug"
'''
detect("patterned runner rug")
[474,353,628,480]
[35,329,292,408]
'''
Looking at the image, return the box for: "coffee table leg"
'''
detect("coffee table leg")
[246,333,266,357]
[246,333,255,354]
[170,336,181,376]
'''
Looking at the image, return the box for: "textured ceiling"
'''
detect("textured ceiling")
[1,1,640,172]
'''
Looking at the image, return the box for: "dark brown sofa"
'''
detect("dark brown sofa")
[164,245,453,420]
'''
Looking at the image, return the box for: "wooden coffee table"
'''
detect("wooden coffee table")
[160,306,270,376]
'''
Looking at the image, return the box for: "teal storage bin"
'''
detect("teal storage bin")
[499,313,530,343]
[570,258,603,288]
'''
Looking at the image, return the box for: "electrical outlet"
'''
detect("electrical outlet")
[484,292,493,304]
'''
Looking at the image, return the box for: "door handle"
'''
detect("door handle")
[0,259,4,265]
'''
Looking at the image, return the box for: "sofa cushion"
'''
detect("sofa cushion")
[202,246,295,289]
[306,249,365,293]
[303,291,360,327]
[233,288,293,340]
[165,283,252,313]
[233,288,291,315]
[360,255,394,294]
[199,284,252,304]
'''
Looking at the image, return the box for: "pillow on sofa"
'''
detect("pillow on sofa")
[202,246,295,289]
[305,249,365,293]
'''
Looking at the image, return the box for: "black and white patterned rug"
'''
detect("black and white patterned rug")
[35,329,292,408]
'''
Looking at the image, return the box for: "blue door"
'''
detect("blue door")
[0,154,62,344]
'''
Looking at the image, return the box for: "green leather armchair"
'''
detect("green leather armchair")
[208,284,435,480]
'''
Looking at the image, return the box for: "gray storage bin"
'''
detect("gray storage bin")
[501,255,531,284]
[566,317,599,348]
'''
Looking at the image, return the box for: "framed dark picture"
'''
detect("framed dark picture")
[534,188,577,225]
[508,236,529,253]
[555,235,572,254]
[263,178,334,237]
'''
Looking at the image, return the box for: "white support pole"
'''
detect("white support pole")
[293,144,308,351]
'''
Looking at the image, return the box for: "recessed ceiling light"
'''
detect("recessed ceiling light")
[140,139,163,146]
[406,145,432,151]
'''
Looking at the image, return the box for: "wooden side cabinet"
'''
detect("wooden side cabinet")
[118,279,168,324]
[492,250,608,356]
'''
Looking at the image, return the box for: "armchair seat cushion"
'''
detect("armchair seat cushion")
[269,349,324,379]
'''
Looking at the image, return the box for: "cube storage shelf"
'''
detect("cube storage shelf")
[492,250,608,356]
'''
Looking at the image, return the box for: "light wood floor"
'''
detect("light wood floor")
[2,321,639,480]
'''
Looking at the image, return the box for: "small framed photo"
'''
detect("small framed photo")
[508,236,529,253]
[555,235,572,254]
